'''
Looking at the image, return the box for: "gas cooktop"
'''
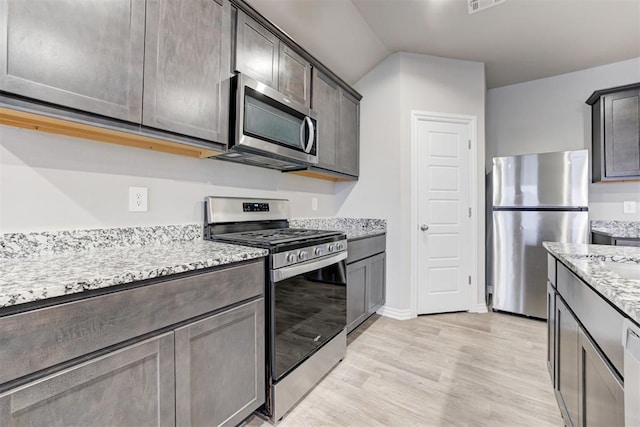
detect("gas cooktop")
[212,228,343,247]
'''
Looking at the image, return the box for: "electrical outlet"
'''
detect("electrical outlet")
[129,187,148,212]
[311,197,318,211]
[623,201,637,214]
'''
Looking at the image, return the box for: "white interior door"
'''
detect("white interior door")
[417,119,471,314]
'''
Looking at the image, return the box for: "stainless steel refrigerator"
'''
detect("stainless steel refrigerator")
[492,149,589,319]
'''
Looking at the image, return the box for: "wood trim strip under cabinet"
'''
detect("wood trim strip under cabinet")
[0,107,223,159]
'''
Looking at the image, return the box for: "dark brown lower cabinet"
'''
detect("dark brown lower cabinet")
[0,333,176,426]
[347,258,368,332]
[175,299,265,427]
[0,260,266,427]
[547,280,556,384]
[347,252,386,333]
[548,255,626,427]
[578,328,624,427]
[556,297,580,427]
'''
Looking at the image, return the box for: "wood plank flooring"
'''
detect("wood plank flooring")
[245,312,563,426]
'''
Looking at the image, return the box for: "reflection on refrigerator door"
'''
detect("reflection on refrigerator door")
[492,210,588,319]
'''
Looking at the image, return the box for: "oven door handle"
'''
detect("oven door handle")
[272,252,347,283]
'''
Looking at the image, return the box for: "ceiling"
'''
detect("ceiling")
[246,0,640,89]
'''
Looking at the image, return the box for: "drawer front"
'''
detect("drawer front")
[0,260,264,385]
[347,234,386,264]
[557,262,624,376]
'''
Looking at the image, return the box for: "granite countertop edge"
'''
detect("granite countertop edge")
[543,242,640,324]
[0,241,268,310]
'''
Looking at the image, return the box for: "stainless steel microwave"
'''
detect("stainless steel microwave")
[218,73,318,170]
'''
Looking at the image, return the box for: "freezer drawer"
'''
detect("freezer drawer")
[493,150,588,208]
[492,210,589,318]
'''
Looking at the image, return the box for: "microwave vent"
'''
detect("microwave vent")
[468,0,506,14]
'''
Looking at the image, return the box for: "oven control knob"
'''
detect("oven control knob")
[298,250,309,261]
[286,253,297,263]
[314,247,324,256]
[336,242,346,251]
[328,244,336,253]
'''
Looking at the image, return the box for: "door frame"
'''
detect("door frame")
[409,110,480,317]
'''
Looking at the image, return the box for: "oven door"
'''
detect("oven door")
[270,252,347,382]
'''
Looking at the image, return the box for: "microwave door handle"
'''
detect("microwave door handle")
[299,118,306,150]
[271,252,347,282]
[304,116,314,153]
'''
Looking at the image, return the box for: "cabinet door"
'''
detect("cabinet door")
[0,333,175,427]
[547,281,556,386]
[175,299,265,427]
[347,259,368,333]
[235,11,279,89]
[368,253,386,314]
[578,328,624,427]
[278,44,311,106]
[143,0,231,142]
[311,69,339,169]
[556,297,579,427]
[604,89,640,178]
[0,0,145,122]
[337,90,360,176]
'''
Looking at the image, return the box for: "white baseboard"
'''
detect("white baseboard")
[376,305,413,320]
[470,303,489,313]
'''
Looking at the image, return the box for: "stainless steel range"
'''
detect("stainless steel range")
[204,197,347,421]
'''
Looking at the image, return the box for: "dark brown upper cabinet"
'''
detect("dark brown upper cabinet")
[587,82,640,182]
[309,68,359,178]
[0,0,146,122]
[143,0,233,143]
[235,10,310,107]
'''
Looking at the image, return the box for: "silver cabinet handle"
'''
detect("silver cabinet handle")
[420,224,429,231]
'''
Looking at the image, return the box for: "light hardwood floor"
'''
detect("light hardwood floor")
[246,312,563,426]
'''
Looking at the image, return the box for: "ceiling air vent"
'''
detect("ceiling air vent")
[468,0,506,14]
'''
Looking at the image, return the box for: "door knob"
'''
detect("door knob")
[420,224,429,231]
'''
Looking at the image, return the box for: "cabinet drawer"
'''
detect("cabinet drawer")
[0,260,264,385]
[557,262,624,376]
[347,234,385,264]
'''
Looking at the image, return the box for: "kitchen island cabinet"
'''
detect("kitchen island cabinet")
[545,243,633,427]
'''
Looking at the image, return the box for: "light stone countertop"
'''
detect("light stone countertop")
[591,220,640,239]
[289,218,386,240]
[543,242,640,324]
[0,225,267,309]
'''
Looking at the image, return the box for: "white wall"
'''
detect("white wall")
[0,125,336,233]
[487,57,640,221]
[336,52,487,317]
